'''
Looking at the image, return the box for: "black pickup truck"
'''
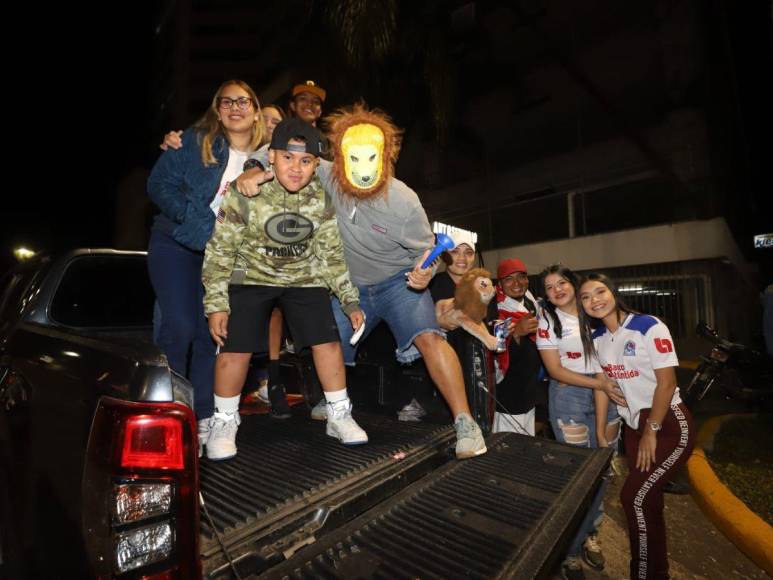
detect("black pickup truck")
[0,249,611,579]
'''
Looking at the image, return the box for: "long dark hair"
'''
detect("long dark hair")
[578,273,638,363]
[537,264,581,340]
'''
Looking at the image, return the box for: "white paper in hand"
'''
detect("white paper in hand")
[349,314,367,346]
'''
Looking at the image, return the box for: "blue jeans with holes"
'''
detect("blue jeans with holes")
[331,269,443,365]
[549,378,621,558]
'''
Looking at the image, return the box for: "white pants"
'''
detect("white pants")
[492,409,535,436]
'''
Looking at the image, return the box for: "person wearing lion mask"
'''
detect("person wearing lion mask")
[235,103,487,459]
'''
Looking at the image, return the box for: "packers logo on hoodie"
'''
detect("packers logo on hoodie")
[265,212,314,245]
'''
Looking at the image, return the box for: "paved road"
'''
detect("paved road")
[569,377,770,580]
[585,457,769,579]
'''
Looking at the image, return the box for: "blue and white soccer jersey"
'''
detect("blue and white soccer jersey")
[536,307,600,374]
[593,313,681,429]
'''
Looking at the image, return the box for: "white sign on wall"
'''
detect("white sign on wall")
[754,233,773,249]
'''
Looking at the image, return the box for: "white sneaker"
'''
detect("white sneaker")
[197,417,212,458]
[398,398,427,422]
[206,411,241,460]
[454,413,487,459]
[326,399,368,445]
[310,398,327,421]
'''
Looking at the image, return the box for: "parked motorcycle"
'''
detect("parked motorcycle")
[682,322,773,410]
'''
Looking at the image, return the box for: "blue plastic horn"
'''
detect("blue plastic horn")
[421,233,456,269]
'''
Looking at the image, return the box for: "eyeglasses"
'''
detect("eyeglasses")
[218,96,254,111]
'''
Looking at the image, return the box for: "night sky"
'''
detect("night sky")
[5,5,155,270]
[6,2,772,279]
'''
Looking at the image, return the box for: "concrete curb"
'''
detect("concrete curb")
[686,414,773,576]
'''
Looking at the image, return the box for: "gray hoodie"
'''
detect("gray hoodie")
[316,161,434,286]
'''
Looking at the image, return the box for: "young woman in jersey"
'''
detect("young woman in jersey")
[578,273,695,580]
[536,264,624,577]
[147,80,265,456]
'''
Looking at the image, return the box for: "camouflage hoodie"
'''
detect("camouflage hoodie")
[202,175,359,315]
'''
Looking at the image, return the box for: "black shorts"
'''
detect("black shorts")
[220,285,340,353]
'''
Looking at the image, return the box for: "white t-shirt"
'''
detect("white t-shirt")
[593,313,681,429]
[536,307,599,374]
[209,148,249,215]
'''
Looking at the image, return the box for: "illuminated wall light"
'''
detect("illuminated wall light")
[13,247,36,260]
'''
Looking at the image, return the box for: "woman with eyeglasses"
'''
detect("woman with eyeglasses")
[147,80,265,456]
[578,273,695,580]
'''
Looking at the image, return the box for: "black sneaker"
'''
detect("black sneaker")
[582,533,605,570]
[560,556,585,580]
[268,384,292,419]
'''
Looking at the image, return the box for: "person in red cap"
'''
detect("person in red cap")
[488,258,542,435]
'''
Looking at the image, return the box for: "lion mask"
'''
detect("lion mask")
[326,102,402,200]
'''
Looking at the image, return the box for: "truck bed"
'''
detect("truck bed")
[199,408,611,578]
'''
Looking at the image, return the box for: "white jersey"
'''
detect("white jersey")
[536,307,600,374]
[593,313,681,429]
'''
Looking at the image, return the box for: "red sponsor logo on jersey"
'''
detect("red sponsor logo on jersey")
[602,363,641,379]
[654,338,673,353]
[538,328,549,339]
[566,352,581,359]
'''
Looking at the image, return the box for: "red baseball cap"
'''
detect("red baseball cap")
[497,258,527,280]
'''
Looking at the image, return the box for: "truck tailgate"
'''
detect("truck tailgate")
[262,432,612,579]
[200,410,456,576]
[200,411,611,578]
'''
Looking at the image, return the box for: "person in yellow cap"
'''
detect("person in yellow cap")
[289,80,326,127]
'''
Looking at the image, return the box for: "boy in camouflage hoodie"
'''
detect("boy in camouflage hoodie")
[201,118,367,460]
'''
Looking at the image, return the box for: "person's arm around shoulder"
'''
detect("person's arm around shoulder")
[234,144,274,197]
[160,130,184,151]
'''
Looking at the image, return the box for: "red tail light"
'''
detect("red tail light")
[82,397,200,579]
[122,415,184,469]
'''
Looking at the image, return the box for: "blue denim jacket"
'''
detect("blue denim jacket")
[147,129,229,251]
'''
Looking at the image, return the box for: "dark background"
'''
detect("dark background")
[4,1,772,283]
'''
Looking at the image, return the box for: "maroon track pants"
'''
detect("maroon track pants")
[621,403,695,580]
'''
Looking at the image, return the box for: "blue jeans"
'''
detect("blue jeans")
[549,381,620,449]
[549,378,621,558]
[147,230,215,419]
[331,269,443,365]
